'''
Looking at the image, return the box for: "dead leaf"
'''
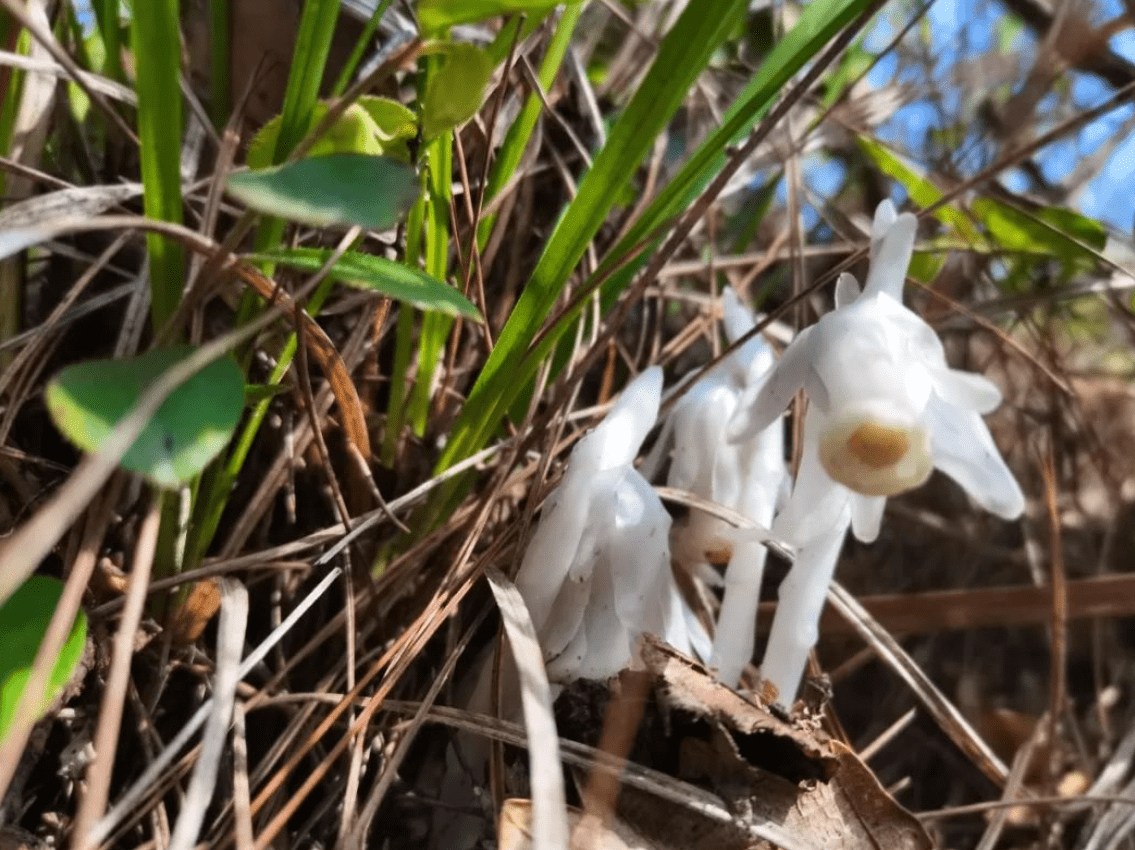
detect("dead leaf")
[169,579,221,644]
[639,635,836,777]
[557,636,931,850]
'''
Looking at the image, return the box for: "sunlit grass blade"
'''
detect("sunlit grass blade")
[93,0,125,82]
[405,127,454,436]
[596,0,879,282]
[130,0,184,332]
[434,0,751,477]
[271,0,341,163]
[476,3,583,247]
[332,0,395,97]
[418,0,573,35]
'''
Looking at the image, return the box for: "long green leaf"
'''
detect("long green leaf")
[406,124,454,435]
[599,0,878,280]
[272,0,341,163]
[418,0,575,36]
[246,247,481,319]
[477,3,583,246]
[435,0,750,475]
[130,0,184,332]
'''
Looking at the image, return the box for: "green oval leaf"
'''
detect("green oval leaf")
[246,247,482,320]
[46,346,245,488]
[246,98,417,170]
[226,153,420,230]
[421,43,495,141]
[0,576,87,742]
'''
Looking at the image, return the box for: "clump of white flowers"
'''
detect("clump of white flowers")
[514,366,708,682]
[512,200,1024,711]
[729,200,1025,702]
[652,288,787,687]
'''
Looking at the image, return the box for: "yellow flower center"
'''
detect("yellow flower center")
[846,422,911,470]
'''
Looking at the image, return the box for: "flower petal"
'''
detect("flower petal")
[668,382,734,493]
[849,493,886,543]
[515,485,589,634]
[834,272,861,309]
[728,325,816,442]
[608,473,672,630]
[863,210,917,300]
[593,366,662,469]
[931,367,1003,413]
[722,286,755,343]
[925,394,1025,519]
[870,200,898,260]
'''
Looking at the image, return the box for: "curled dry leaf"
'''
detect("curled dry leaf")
[639,636,835,775]
[556,635,931,850]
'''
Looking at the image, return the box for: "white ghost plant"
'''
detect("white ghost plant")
[657,288,788,687]
[729,200,1025,704]
[515,366,706,682]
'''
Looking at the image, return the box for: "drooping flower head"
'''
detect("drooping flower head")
[650,288,788,686]
[515,367,705,682]
[730,200,1024,545]
[726,201,1025,705]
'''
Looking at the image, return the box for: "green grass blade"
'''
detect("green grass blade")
[380,183,427,465]
[271,0,341,163]
[436,0,750,474]
[596,0,878,282]
[130,0,184,332]
[476,3,583,247]
[419,0,571,36]
[94,0,124,82]
[406,127,454,435]
[332,0,395,97]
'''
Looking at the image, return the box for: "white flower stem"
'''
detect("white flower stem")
[711,537,770,686]
[760,518,848,704]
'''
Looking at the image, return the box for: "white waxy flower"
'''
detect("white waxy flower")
[730,200,1024,543]
[726,200,1025,704]
[657,288,787,687]
[515,367,704,682]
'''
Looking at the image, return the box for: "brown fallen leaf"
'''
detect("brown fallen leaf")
[169,578,222,644]
[554,635,931,850]
[639,635,836,776]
